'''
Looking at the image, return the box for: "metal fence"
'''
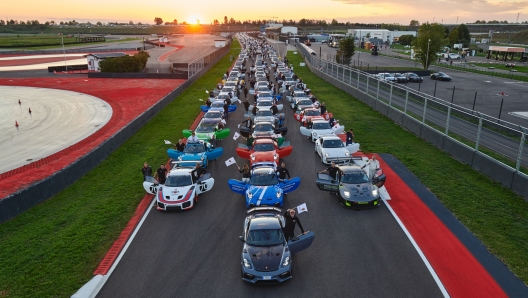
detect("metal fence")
[188,40,232,78]
[296,42,528,174]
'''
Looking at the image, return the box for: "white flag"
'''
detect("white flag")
[205,90,209,94]
[225,157,237,167]
[199,98,203,101]
[332,123,341,131]
[296,203,308,214]
[221,119,227,124]
[164,140,172,144]
[237,124,241,128]
[233,131,241,140]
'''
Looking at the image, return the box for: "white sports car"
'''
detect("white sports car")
[143,164,215,211]
[249,100,283,112]
[300,120,345,142]
[315,135,360,164]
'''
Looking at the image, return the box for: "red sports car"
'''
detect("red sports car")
[294,108,333,125]
[236,138,293,165]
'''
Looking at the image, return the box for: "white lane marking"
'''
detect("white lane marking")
[89,197,155,298]
[503,81,525,84]
[256,186,268,206]
[484,81,491,83]
[384,199,450,297]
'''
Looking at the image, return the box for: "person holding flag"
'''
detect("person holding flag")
[282,209,306,241]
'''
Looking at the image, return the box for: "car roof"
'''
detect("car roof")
[249,216,282,230]
[339,164,364,173]
[253,138,274,144]
[168,168,192,176]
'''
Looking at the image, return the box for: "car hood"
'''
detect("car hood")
[180,152,206,160]
[341,183,375,201]
[254,116,275,123]
[313,129,334,136]
[159,185,194,202]
[247,244,284,271]
[322,147,349,157]
[246,185,282,206]
[251,151,277,163]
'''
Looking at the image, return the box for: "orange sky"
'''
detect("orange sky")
[4,0,528,25]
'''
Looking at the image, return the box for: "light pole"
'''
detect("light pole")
[357,30,361,67]
[61,35,68,72]
[425,39,431,70]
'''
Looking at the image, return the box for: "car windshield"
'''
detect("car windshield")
[184,143,205,153]
[439,73,448,76]
[313,122,331,130]
[246,229,284,246]
[305,110,320,116]
[259,93,272,98]
[250,171,279,186]
[323,139,344,148]
[164,174,193,187]
[255,123,273,131]
[395,74,404,77]
[256,110,273,117]
[211,102,224,108]
[259,101,272,107]
[195,125,215,133]
[253,143,275,151]
[204,112,222,119]
[341,171,370,184]
[298,100,312,105]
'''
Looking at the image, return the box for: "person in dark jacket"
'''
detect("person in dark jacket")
[319,162,342,180]
[252,106,258,116]
[243,99,250,112]
[237,163,251,183]
[191,163,207,183]
[275,162,291,181]
[141,162,152,181]
[243,86,249,98]
[320,102,326,114]
[223,102,229,120]
[241,117,253,128]
[282,209,305,241]
[346,129,354,145]
[175,139,186,152]
[271,104,279,115]
[154,164,168,184]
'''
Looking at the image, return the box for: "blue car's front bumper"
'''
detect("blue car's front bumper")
[241,264,292,284]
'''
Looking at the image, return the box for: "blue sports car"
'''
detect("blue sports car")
[201,101,237,113]
[167,141,223,168]
[228,165,300,208]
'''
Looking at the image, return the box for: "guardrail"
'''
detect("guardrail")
[188,40,231,78]
[295,41,528,198]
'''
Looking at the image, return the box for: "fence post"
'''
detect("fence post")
[516,128,526,172]
[445,104,452,136]
[475,113,483,150]
[376,79,380,100]
[357,71,360,91]
[349,68,352,85]
[366,75,369,95]
[389,84,393,106]
[422,97,428,123]
[404,89,409,114]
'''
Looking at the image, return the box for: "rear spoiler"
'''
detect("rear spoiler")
[325,157,353,164]
[170,160,204,169]
[247,207,282,215]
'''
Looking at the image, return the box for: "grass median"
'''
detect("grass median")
[288,51,528,285]
[0,40,240,298]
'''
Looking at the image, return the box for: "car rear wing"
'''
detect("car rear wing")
[325,157,353,164]
[247,207,282,215]
[251,162,277,169]
[170,160,204,169]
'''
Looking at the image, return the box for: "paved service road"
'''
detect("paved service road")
[0,86,112,174]
[97,44,443,298]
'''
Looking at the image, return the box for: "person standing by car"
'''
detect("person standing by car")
[346,129,354,145]
[237,164,251,183]
[282,209,305,241]
[319,162,342,180]
[241,116,253,129]
[191,163,207,183]
[141,162,152,181]
[276,162,291,181]
[154,164,168,184]
[175,139,186,152]
[187,132,199,144]
[362,154,380,179]
[243,99,250,112]
[223,101,229,120]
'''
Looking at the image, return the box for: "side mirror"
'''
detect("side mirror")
[239,235,245,242]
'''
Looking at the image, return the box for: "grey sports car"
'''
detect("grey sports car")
[315,162,386,209]
[240,207,315,283]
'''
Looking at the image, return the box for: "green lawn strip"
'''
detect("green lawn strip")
[467,62,528,73]
[0,40,240,298]
[1,38,140,50]
[288,51,528,284]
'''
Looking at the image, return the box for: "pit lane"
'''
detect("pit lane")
[96,41,443,297]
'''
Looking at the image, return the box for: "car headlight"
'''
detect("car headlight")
[345,151,349,156]
[243,258,252,269]
[312,132,317,136]
[282,256,290,267]
[251,155,255,160]
[178,156,182,161]
[372,187,379,198]
[201,156,205,161]
[276,191,281,198]
[343,191,350,198]
[274,154,278,160]
[325,153,329,157]
[248,192,253,199]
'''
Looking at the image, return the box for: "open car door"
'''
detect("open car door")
[315,173,339,192]
[333,126,345,135]
[239,126,252,138]
[372,170,386,188]
[300,126,312,137]
[207,147,223,161]
[228,105,237,113]
[288,231,315,254]
[345,143,360,154]
[167,149,183,160]
[294,114,302,121]
[200,105,210,113]
[275,104,284,111]
[214,128,230,140]
[228,179,250,195]
[274,126,288,136]
[276,145,293,159]
[196,173,215,194]
[182,129,192,138]
[279,177,301,194]
[235,146,252,159]
[143,176,159,194]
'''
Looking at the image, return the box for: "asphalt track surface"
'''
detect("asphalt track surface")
[312,43,528,128]
[97,44,444,298]
[0,85,111,174]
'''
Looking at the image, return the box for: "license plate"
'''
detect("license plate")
[263,276,272,280]
[358,201,369,204]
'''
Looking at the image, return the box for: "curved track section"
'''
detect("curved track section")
[0,86,112,174]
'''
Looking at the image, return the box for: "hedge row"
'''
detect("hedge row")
[100,51,149,73]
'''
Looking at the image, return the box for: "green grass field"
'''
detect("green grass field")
[0,40,240,298]
[288,51,528,285]
[0,35,140,49]
[468,62,528,73]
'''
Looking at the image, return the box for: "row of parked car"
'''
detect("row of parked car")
[377,72,424,83]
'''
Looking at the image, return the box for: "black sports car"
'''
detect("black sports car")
[430,72,452,81]
[393,73,408,83]
[403,72,423,82]
[240,207,315,283]
[316,163,386,209]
